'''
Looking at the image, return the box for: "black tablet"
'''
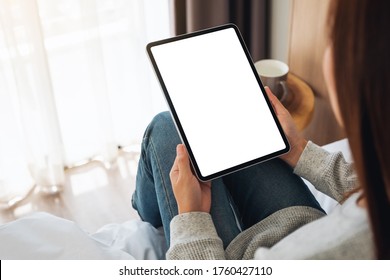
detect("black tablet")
[147,24,289,181]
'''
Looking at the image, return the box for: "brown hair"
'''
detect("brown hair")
[328,0,390,259]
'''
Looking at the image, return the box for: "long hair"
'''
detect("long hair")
[328,0,390,259]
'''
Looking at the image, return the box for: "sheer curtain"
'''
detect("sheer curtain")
[0,0,170,205]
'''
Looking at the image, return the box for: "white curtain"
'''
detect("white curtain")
[0,0,170,203]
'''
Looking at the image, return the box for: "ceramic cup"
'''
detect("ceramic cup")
[254,59,289,102]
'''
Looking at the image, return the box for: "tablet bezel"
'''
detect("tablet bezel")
[146,24,290,181]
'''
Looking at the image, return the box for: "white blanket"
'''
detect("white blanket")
[0,212,167,260]
[0,139,350,260]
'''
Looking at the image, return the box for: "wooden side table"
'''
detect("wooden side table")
[283,73,315,131]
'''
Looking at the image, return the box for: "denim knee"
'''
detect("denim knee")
[142,111,172,139]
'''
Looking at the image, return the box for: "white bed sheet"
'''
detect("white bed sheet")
[0,139,350,260]
[0,212,167,260]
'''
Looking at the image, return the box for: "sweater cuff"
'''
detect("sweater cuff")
[293,141,331,181]
[170,212,219,247]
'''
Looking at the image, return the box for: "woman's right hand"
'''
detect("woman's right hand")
[264,87,308,168]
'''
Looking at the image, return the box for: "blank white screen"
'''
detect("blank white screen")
[150,27,286,178]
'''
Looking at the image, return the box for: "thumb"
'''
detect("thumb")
[176,144,192,176]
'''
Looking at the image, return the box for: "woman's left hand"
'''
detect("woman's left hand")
[170,144,212,214]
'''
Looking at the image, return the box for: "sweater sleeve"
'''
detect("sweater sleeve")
[166,212,225,260]
[293,141,358,202]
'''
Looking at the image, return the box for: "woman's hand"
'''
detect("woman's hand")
[265,87,308,168]
[170,144,211,214]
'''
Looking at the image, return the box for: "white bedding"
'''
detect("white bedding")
[0,139,350,260]
[0,212,167,260]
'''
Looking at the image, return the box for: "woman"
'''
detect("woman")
[132,0,389,259]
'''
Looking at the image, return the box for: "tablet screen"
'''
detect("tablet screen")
[147,24,289,181]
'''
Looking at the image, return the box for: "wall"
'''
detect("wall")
[270,0,345,145]
[270,0,292,63]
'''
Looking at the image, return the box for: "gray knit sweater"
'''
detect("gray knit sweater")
[167,141,374,259]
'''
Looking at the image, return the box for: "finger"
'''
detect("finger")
[265,86,280,109]
[169,150,180,181]
[202,180,212,189]
[265,86,287,115]
[176,144,192,177]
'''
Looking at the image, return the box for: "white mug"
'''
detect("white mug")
[254,59,289,102]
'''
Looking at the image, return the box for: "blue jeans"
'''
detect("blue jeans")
[132,112,324,248]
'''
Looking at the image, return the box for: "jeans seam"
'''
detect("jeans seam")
[141,136,154,180]
[132,136,155,221]
[149,137,174,220]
